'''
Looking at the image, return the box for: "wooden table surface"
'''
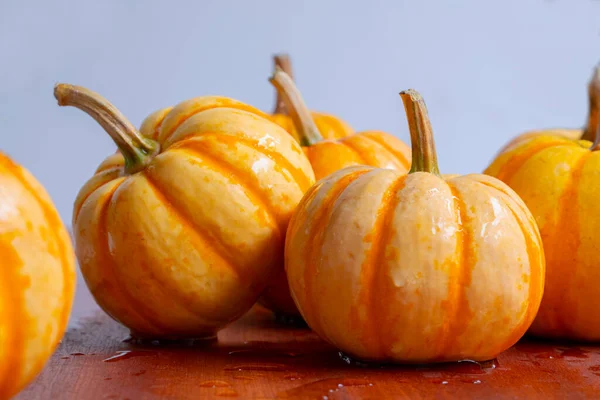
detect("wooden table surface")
[18,272,600,400]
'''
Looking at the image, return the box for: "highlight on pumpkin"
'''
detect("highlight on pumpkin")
[284,89,545,363]
[57,82,316,342]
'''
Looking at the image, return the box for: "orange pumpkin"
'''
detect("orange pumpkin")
[285,89,545,363]
[0,153,75,398]
[55,84,315,339]
[497,66,599,153]
[270,68,411,181]
[269,54,354,142]
[258,69,412,318]
[485,108,600,340]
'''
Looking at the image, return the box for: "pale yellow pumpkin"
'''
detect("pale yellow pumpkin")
[285,90,545,363]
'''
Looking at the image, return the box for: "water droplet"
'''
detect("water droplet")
[338,384,343,388]
[442,381,448,385]
[322,397,328,400]
[103,350,155,363]
[473,380,482,384]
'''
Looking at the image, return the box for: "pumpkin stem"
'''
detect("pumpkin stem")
[54,84,160,174]
[269,67,323,146]
[400,89,441,175]
[273,54,294,114]
[582,66,600,142]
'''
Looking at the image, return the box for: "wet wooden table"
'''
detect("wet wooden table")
[18,272,600,399]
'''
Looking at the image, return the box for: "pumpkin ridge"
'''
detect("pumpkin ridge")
[142,173,252,301]
[172,143,281,232]
[92,180,168,334]
[440,181,475,359]
[471,177,543,245]
[174,132,312,192]
[338,138,368,164]
[473,180,544,354]
[494,141,574,184]
[549,151,591,335]
[4,158,75,340]
[0,232,25,398]
[73,169,123,222]
[304,170,370,340]
[363,174,407,359]
[358,133,411,169]
[160,103,269,145]
[314,113,353,139]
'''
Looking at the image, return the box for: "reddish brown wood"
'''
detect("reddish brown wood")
[17,274,600,399]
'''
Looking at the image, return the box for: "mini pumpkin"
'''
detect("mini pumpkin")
[259,69,412,318]
[285,89,545,363]
[56,84,315,339]
[485,101,600,341]
[269,54,354,142]
[0,153,75,398]
[498,66,599,153]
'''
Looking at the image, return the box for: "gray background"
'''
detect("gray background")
[1,0,599,222]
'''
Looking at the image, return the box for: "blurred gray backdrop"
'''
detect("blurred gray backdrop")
[1,0,599,222]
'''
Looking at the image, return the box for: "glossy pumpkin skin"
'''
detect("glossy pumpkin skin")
[259,71,411,317]
[0,153,75,398]
[270,112,354,142]
[285,90,545,363]
[303,130,411,180]
[285,166,545,362]
[67,90,315,339]
[485,135,600,340]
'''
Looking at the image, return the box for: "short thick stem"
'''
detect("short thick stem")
[582,66,600,143]
[273,54,294,114]
[54,84,160,174]
[400,89,441,175]
[269,68,323,146]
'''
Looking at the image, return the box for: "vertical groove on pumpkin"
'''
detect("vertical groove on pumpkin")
[92,180,166,335]
[491,141,572,185]
[303,170,370,343]
[439,181,475,359]
[546,151,590,335]
[357,133,412,170]
[143,173,251,314]
[365,174,406,359]
[474,180,544,353]
[174,142,281,232]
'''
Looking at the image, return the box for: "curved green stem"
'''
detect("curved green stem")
[269,68,323,146]
[272,54,294,114]
[400,89,441,175]
[582,66,600,142]
[54,84,160,174]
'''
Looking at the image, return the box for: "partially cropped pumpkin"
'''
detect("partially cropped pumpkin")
[0,153,75,398]
[56,84,315,339]
[485,100,600,340]
[285,90,545,363]
[269,54,354,142]
[497,66,599,153]
[258,69,411,318]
